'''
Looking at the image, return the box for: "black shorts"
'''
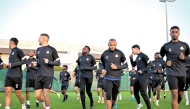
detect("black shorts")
[5,77,22,90]
[104,80,120,100]
[61,86,68,90]
[34,76,53,90]
[152,79,163,88]
[26,79,36,88]
[148,82,153,90]
[167,75,186,91]
[130,80,135,87]
[185,78,190,91]
[97,78,104,90]
[74,82,80,88]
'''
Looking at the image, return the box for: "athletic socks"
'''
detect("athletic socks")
[45,106,50,109]
[36,99,39,102]
[98,96,101,99]
[156,100,159,104]
[184,91,189,105]
[5,107,10,109]
[21,104,26,109]
[27,101,30,105]
[132,94,134,98]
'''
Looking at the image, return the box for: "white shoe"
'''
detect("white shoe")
[22,106,26,109]
[98,98,101,103]
[119,95,122,100]
[186,101,189,105]
[0,103,1,107]
[101,99,104,103]
[155,103,160,106]
[149,98,152,102]
[57,93,60,98]
[136,104,143,109]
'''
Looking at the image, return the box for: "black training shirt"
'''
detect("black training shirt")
[6,47,26,77]
[150,60,165,80]
[59,71,71,86]
[129,70,137,82]
[77,54,97,78]
[100,49,128,80]
[36,45,60,77]
[26,57,38,80]
[160,40,190,77]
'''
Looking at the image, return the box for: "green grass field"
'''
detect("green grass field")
[0,91,189,109]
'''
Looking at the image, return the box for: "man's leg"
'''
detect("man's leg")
[43,89,50,108]
[26,87,30,107]
[97,88,101,103]
[5,87,12,109]
[184,78,189,105]
[156,84,161,106]
[74,86,80,99]
[139,78,151,109]
[86,78,93,108]
[101,89,105,103]
[178,77,186,104]
[171,89,178,109]
[105,80,113,109]
[15,90,26,109]
[34,89,45,104]
[134,79,143,108]
[80,77,86,109]
[50,89,60,98]
[147,83,151,102]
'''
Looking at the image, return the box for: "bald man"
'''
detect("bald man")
[33,33,61,109]
[100,39,128,109]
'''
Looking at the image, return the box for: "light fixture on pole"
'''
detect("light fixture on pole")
[159,0,175,42]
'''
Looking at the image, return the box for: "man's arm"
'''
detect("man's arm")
[130,56,136,67]
[141,54,153,72]
[184,44,190,61]
[59,72,62,82]
[117,51,128,69]
[67,72,71,81]
[11,49,26,67]
[159,44,166,59]
[83,55,97,70]
[99,53,105,69]
[48,48,61,66]
[53,77,58,81]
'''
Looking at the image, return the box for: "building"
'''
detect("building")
[0,39,107,71]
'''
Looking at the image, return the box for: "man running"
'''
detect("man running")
[128,66,137,101]
[4,37,27,109]
[100,39,128,109]
[159,26,190,109]
[25,50,39,108]
[77,46,97,109]
[96,62,104,104]
[150,52,165,106]
[59,65,71,102]
[73,62,81,100]
[130,44,153,109]
[33,33,60,109]
[184,53,190,105]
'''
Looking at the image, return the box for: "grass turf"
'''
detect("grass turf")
[0,91,189,109]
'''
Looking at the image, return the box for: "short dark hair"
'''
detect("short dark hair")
[63,65,68,69]
[170,26,180,31]
[10,37,19,45]
[30,50,35,53]
[155,52,159,54]
[40,33,49,38]
[132,44,140,50]
[84,45,91,52]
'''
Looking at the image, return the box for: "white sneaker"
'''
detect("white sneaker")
[98,98,101,103]
[22,106,26,109]
[101,99,104,103]
[155,103,160,106]
[57,93,60,98]
[186,101,189,105]
[0,103,1,107]
[153,97,156,103]
[149,98,152,102]
[119,95,122,100]
[136,104,143,109]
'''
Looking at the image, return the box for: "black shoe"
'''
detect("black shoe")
[63,97,66,102]
[90,100,93,109]
[26,104,30,108]
[36,102,39,108]
[66,95,68,100]
[164,96,166,99]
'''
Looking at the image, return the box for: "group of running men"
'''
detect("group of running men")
[0,25,190,109]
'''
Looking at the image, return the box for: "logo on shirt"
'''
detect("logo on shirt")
[15,84,18,88]
[153,64,155,66]
[86,58,89,61]
[38,51,40,54]
[139,57,141,60]
[106,56,108,59]
[79,59,82,61]
[46,51,49,54]
[189,54,190,57]
[180,46,184,50]
[159,64,161,66]
[12,52,14,55]
[115,54,118,57]
[65,73,67,75]
[168,48,172,52]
